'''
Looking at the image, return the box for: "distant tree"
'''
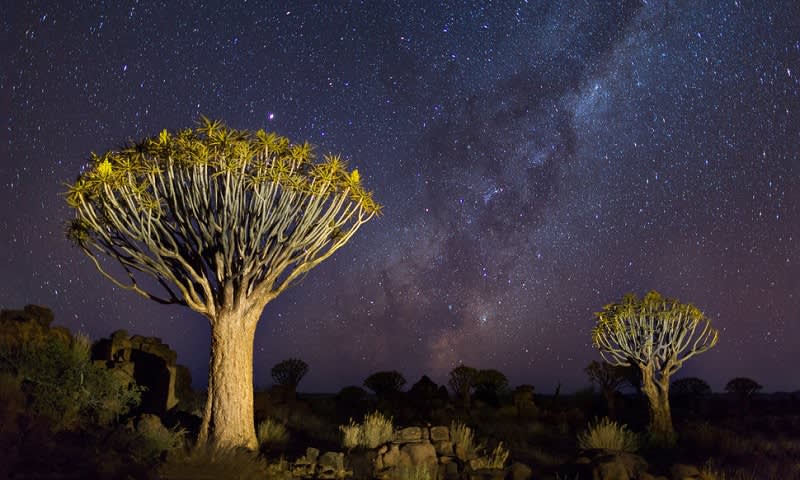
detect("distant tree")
[670,377,712,397]
[585,360,628,418]
[592,291,719,445]
[271,358,308,401]
[448,365,479,410]
[408,375,439,401]
[474,369,508,406]
[725,377,762,398]
[65,119,381,448]
[363,370,406,398]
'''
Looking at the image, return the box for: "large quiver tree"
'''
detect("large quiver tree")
[65,118,380,449]
[591,291,719,444]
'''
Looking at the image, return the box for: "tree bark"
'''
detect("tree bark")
[198,306,260,449]
[641,367,674,444]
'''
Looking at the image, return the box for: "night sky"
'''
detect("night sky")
[2,1,799,394]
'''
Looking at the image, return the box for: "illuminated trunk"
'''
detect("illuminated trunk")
[641,366,674,444]
[198,306,260,450]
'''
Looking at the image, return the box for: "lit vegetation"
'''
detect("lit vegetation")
[577,417,640,452]
[256,417,289,447]
[339,410,394,449]
[64,117,380,448]
[591,291,719,444]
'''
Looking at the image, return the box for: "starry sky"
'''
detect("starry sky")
[2,1,799,394]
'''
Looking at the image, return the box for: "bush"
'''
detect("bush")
[577,417,639,452]
[133,414,186,463]
[257,417,289,447]
[450,421,483,460]
[470,442,510,470]
[0,334,142,430]
[338,410,394,449]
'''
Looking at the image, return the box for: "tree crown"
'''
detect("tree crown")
[64,118,381,318]
[591,290,719,377]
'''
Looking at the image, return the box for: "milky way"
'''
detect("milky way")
[2,1,798,393]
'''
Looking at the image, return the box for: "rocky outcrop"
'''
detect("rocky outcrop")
[92,329,192,415]
[0,305,71,349]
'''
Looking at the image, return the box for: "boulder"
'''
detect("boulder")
[394,426,425,443]
[434,440,454,456]
[381,443,402,468]
[430,425,450,442]
[400,441,437,469]
[92,330,192,415]
[317,451,345,479]
[0,305,63,349]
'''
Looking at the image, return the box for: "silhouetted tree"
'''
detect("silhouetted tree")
[725,377,762,397]
[671,377,711,397]
[364,370,406,398]
[65,119,381,448]
[592,291,719,445]
[448,365,478,411]
[271,358,308,401]
[474,369,508,406]
[585,360,628,418]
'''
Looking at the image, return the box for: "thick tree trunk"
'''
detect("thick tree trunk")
[198,306,260,450]
[641,368,674,444]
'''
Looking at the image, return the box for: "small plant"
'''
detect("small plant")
[450,421,483,460]
[339,419,361,449]
[470,442,510,470]
[257,417,289,447]
[134,414,186,463]
[362,410,394,448]
[338,411,394,449]
[577,417,639,452]
[392,463,435,480]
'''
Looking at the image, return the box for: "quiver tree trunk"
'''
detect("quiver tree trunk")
[641,367,674,445]
[198,306,260,450]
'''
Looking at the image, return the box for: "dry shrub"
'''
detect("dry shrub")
[450,421,482,459]
[256,418,288,447]
[577,417,639,452]
[158,444,270,479]
[338,411,394,449]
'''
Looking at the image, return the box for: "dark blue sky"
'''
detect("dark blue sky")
[2,1,798,393]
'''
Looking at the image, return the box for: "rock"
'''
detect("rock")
[400,441,437,469]
[382,444,401,467]
[430,425,450,442]
[318,451,345,479]
[0,305,62,349]
[395,426,425,443]
[670,463,702,480]
[574,449,649,480]
[92,330,192,415]
[434,440,454,456]
[506,462,532,480]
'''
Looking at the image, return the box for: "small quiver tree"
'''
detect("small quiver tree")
[591,291,719,445]
[474,369,508,407]
[725,377,762,411]
[448,364,478,411]
[585,360,629,419]
[363,370,406,399]
[65,118,380,449]
[270,358,308,403]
